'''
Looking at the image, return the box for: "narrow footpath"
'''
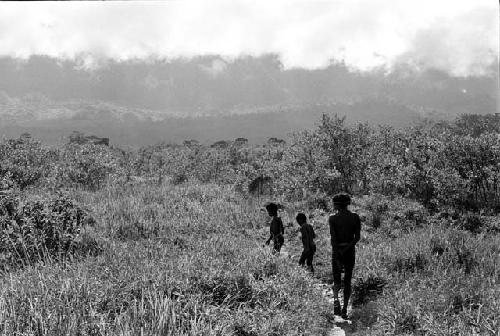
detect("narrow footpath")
[279,246,351,336]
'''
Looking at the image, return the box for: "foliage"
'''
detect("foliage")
[53,143,119,190]
[0,193,98,269]
[0,134,56,190]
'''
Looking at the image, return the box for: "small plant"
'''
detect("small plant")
[389,253,428,274]
[114,220,159,241]
[371,211,383,229]
[306,196,329,212]
[394,313,420,335]
[429,237,446,256]
[455,249,475,274]
[459,214,484,234]
[193,275,254,308]
[171,173,188,185]
[448,293,482,315]
[234,325,257,336]
[351,276,387,306]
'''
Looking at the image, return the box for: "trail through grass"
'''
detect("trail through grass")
[1,181,498,335]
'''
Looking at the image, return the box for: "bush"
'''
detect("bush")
[458,213,484,234]
[171,173,188,185]
[389,253,428,274]
[54,143,118,190]
[192,274,254,308]
[114,219,160,241]
[0,193,97,269]
[352,276,387,306]
[0,136,55,189]
[429,237,446,256]
[394,313,420,335]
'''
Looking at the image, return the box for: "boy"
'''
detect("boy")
[296,213,316,273]
[265,203,284,253]
[329,193,360,319]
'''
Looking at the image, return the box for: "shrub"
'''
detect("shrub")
[429,237,446,256]
[0,136,55,189]
[394,313,420,335]
[234,326,258,336]
[458,213,484,234]
[171,173,188,185]
[351,276,387,306]
[54,143,118,190]
[0,194,97,269]
[305,196,330,212]
[114,219,160,241]
[448,293,482,315]
[193,274,254,308]
[389,253,428,274]
[370,210,383,229]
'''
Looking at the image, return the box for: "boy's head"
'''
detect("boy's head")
[265,203,278,216]
[295,213,307,225]
[333,193,351,210]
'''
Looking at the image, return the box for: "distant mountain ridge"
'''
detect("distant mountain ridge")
[0,54,496,146]
[0,91,459,146]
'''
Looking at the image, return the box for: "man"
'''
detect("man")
[265,203,284,253]
[296,213,316,273]
[329,193,361,319]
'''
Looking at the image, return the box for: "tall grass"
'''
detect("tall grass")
[0,182,331,335]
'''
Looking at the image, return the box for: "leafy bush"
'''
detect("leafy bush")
[193,274,254,308]
[458,213,484,233]
[388,252,428,274]
[0,193,98,269]
[54,143,118,190]
[0,135,56,189]
[351,276,387,306]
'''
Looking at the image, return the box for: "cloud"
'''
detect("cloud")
[0,0,497,76]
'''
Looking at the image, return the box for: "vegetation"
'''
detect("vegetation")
[0,113,498,335]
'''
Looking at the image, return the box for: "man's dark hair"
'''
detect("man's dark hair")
[333,193,351,206]
[296,213,307,222]
[265,202,278,214]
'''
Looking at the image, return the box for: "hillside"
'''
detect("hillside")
[0,92,479,146]
[0,55,497,145]
[1,113,499,335]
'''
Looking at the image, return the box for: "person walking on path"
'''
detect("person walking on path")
[329,193,361,319]
[296,213,316,273]
[265,203,285,254]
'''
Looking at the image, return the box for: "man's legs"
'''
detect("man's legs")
[341,248,356,318]
[332,254,342,315]
[343,266,353,311]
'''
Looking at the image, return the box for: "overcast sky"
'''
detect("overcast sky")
[0,0,497,76]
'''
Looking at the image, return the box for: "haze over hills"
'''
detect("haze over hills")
[0,55,497,146]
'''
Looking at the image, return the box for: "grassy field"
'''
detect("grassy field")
[1,180,499,335]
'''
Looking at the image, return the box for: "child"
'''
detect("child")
[296,213,316,273]
[265,203,284,253]
[329,193,360,319]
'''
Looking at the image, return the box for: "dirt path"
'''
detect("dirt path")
[279,246,351,336]
[313,283,352,336]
